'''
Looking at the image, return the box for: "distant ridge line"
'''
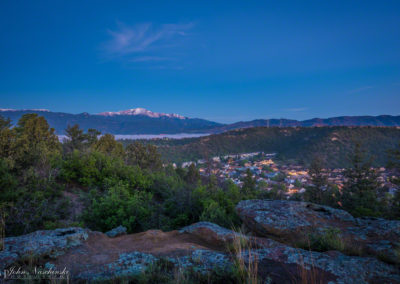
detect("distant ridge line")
[0,109,399,134]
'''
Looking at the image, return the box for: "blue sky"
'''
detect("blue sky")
[0,0,399,123]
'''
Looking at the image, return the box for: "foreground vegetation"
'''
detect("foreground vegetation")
[0,114,399,238]
[0,114,257,236]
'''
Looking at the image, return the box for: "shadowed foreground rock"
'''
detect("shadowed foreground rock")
[1,221,399,283]
[179,221,248,245]
[183,222,400,284]
[236,199,400,264]
[0,227,89,271]
[105,225,127,238]
[41,227,232,281]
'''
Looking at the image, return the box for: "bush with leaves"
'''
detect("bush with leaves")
[12,114,61,175]
[59,150,151,189]
[309,227,345,252]
[200,200,232,228]
[125,141,162,172]
[92,133,125,158]
[2,172,69,236]
[0,114,68,236]
[82,182,153,233]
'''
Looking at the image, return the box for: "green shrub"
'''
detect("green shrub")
[82,183,153,233]
[59,150,151,190]
[3,176,69,236]
[200,200,231,228]
[309,227,344,252]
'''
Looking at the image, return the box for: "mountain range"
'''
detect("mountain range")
[1,108,399,135]
[0,108,221,134]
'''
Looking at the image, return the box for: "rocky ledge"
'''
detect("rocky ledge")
[1,201,399,283]
[236,199,400,264]
[0,227,89,271]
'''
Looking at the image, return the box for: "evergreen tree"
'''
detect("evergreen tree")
[387,142,400,185]
[92,134,124,158]
[342,143,381,217]
[85,128,101,146]
[125,141,162,172]
[0,115,15,164]
[64,124,86,153]
[304,156,327,204]
[242,168,256,196]
[13,114,61,174]
[185,163,200,185]
[387,142,400,218]
[0,115,11,130]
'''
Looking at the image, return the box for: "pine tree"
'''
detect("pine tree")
[64,124,86,153]
[342,143,381,217]
[305,156,327,204]
[242,168,256,196]
[185,163,200,185]
[387,143,400,218]
[125,141,162,171]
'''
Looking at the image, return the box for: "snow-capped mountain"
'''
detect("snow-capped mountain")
[1,108,399,135]
[0,108,220,134]
[97,108,186,119]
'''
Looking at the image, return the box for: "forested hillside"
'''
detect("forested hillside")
[138,127,400,168]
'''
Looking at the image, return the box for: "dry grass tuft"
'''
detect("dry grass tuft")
[229,227,260,284]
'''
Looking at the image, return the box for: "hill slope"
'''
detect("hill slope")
[209,115,400,133]
[149,126,400,168]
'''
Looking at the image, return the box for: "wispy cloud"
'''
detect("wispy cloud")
[101,22,193,67]
[347,86,374,94]
[284,107,308,112]
[129,56,173,63]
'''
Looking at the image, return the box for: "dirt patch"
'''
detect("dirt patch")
[54,229,224,276]
[62,191,84,221]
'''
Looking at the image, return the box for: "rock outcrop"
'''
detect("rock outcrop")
[179,221,247,245]
[1,203,400,283]
[105,225,127,238]
[0,227,89,271]
[43,227,234,281]
[236,199,400,264]
[182,222,400,284]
